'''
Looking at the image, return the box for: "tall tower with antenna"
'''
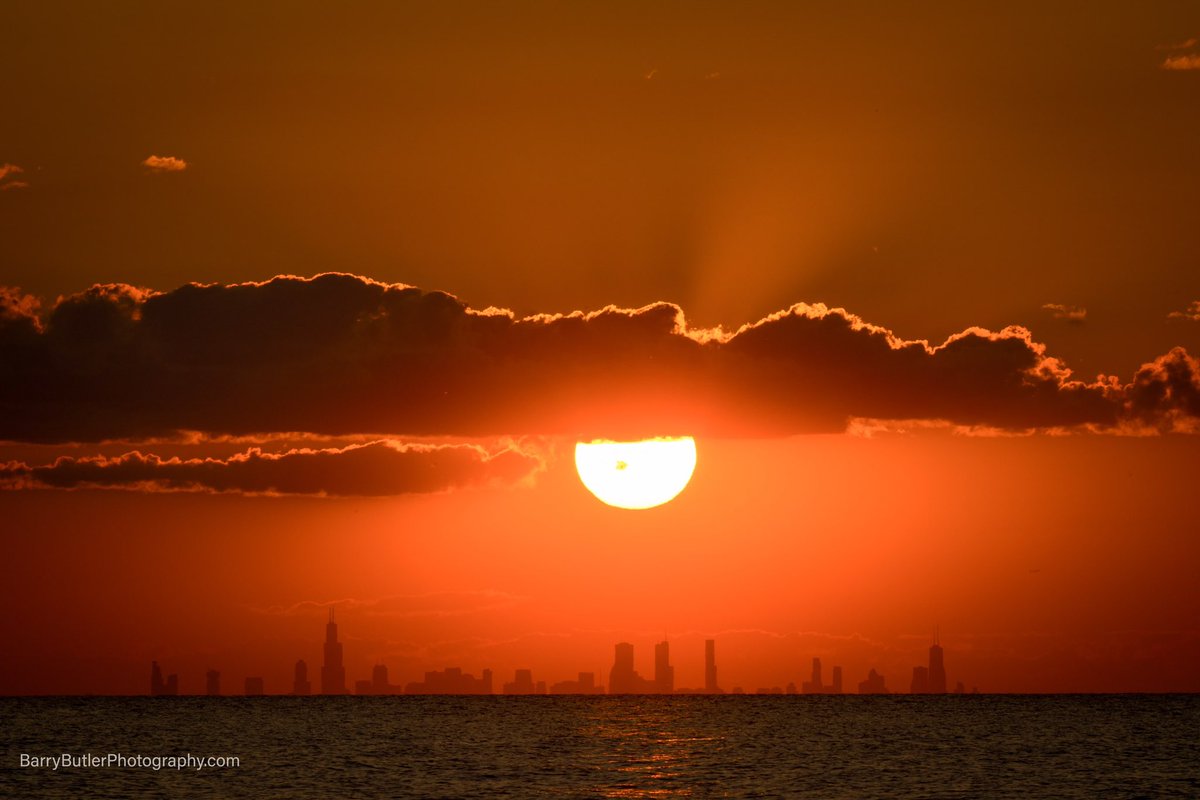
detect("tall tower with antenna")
[321,607,346,695]
[928,626,947,694]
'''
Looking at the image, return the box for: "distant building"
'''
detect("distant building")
[654,641,674,694]
[802,658,844,694]
[150,661,178,696]
[609,642,636,693]
[205,669,220,696]
[609,642,669,693]
[244,677,264,696]
[705,639,721,694]
[379,664,402,694]
[293,660,311,695]
[503,669,546,695]
[802,657,824,694]
[673,639,726,694]
[909,631,948,694]
[404,667,493,694]
[320,608,346,695]
[356,664,403,695]
[858,668,888,694]
[786,682,798,695]
[609,642,650,693]
[549,672,604,694]
[911,666,929,694]
[928,633,947,693]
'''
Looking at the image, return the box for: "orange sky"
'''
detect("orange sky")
[2,2,1200,694]
[2,429,1198,694]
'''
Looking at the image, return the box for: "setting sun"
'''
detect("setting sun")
[574,437,698,510]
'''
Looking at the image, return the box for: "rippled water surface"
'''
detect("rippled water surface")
[3,695,1198,798]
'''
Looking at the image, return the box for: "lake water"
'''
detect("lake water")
[3,695,1197,798]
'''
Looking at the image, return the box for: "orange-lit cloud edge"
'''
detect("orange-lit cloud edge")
[1,272,1197,496]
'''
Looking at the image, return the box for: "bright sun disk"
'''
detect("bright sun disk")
[574,437,697,510]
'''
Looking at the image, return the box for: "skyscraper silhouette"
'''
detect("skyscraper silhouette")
[911,665,929,694]
[802,657,824,694]
[549,672,604,694]
[150,661,178,696]
[928,629,947,693]
[321,607,346,695]
[858,668,889,694]
[205,669,220,696]
[403,666,493,694]
[801,657,843,694]
[609,642,638,694]
[293,659,311,695]
[372,664,389,692]
[654,640,674,694]
[503,668,546,695]
[704,639,721,694]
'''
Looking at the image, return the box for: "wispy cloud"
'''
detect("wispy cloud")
[252,591,529,619]
[1042,303,1087,323]
[0,163,28,190]
[1168,300,1200,322]
[1160,36,1200,70]
[1163,53,1200,70]
[1159,36,1199,51]
[142,154,187,172]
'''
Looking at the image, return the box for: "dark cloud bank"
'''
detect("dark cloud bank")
[0,441,537,497]
[1,273,1197,445]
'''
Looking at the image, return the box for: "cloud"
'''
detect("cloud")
[0,163,28,190]
[0,273,1194,443]
[0,439,541,496]
[0,287,41,325]
[1163,53,1200,70]
[253,591,528,618]
[1167,300,1200,322]
[142,155,187,172]
[1042,303,1086,323]
[1160,37,1199,51]
[1159,35,1200,69]
[1124,348,1200,434]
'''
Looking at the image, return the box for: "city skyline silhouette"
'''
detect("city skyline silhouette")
[146,611,974,697]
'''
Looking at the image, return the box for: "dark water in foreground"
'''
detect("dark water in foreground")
[3,695,1198,798]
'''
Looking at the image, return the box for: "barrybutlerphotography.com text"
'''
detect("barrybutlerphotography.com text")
[19,753,240,771]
